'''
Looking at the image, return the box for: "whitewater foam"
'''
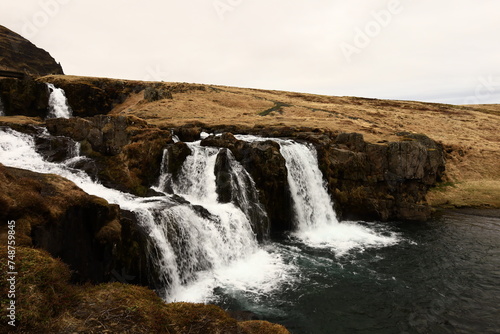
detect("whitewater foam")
[0,128,293,303]
[46,83,72,119]
[236,134,400,256]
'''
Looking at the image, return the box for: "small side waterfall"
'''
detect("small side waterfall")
[46,83,72,119]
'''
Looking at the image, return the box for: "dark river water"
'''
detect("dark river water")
[216,210,500,334]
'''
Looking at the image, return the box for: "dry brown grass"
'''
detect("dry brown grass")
[427,180,500,208]
[0,246,289,333]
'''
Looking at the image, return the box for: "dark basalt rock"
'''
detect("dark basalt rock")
[37,77,147,117]
[0,164,119,282]
[314,131,445,221]
[202,133,291,235]
[0,77,50,117]
[0,164,159,288]
[174,125,202,142]
[214,148,233,204]
[200,126,445,223]
[46,115,173,196]
[167,142,192,178]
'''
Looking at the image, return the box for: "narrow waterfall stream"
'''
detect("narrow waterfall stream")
[279,139,399,255]
[46,83,72,118]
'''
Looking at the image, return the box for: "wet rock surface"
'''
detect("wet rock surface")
[200,127,445,222]
[202,133,292,235]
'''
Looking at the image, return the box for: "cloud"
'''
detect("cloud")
[1,0,499,104]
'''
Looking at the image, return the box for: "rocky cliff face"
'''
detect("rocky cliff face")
[38,76,147,116]
[0,77,49,117]
[314,131,445,221]
[45,115,173,196]
[198,127,445,223]
[0,164,112,282]
[0,25,63,77]
[201,133,291,236]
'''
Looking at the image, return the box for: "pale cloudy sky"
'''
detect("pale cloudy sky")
[1,0,499,104]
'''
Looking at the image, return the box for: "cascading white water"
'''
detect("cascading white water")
[157,142,286,301]
[279,139,399,255]
[236,134,399,256]
[46,83,72,119]
[0,128,290,303]
[279,140,339,228]
[172,144,220,203]
[0,127,184,296]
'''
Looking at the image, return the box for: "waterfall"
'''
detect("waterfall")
[279,139,399,255]
[0,97,4,116]
[0,128,289,302]
[46,83,72,119]
[236,134,399,255]
[279,140,339,229]
[155,142,279,300]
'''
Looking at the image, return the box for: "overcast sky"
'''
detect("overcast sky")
[1,0,499,104]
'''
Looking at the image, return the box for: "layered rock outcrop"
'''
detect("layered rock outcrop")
[0,164,115,282]
[199,128,445,222]
[308,131,445,221]
[45,115,173,196]
[38,76,147,117]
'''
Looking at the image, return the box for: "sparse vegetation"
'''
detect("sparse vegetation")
[0,246,289,333]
